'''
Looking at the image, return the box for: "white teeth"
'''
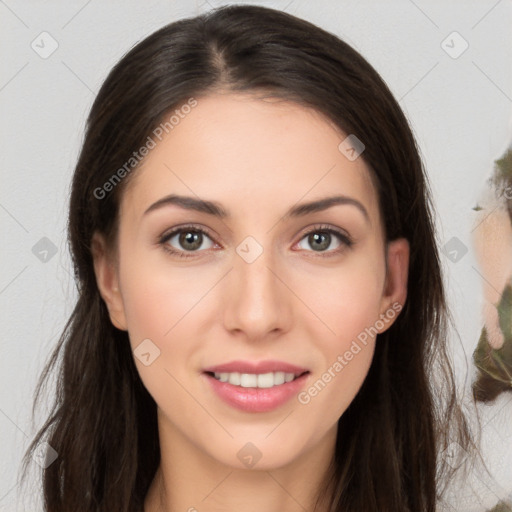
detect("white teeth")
[273,372,285,385]
[240,373,257,388]
[228,372,240,386]
[257,372,274,388]
[212,371,300,388]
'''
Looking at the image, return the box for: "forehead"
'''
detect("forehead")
[121,92,379,224]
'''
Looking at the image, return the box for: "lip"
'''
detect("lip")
[202,360,309,375]
[201,362,311,413]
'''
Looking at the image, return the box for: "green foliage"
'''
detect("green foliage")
[473,282,512,390]
[490,147,512,197]
[487,500,512,512]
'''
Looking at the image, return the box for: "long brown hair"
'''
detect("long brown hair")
[21,5,474,511]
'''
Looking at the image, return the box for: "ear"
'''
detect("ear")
[91,232,128,331]
[377,238,409,332]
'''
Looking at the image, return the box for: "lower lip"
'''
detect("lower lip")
[202,372,310,413]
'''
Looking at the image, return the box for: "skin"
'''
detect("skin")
[92,92,409,512]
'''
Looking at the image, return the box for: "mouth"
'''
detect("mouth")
[201,362,311,413]
[204,370,309,389]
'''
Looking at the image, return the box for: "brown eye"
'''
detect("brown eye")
[178,231,203,251]
[297,228,350,253]
[306,232,332,251]
[161,227,215,254]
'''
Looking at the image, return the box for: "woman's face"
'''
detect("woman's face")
[93,92,408,470]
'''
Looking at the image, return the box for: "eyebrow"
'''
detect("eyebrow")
[144,194,370,222]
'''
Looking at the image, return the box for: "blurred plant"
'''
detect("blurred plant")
[473,282,512,401]
[487,499,512,512]
[473,147,512,402]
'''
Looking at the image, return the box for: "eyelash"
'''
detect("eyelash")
[158,223,353,259]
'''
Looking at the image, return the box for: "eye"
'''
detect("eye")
[159,225,217,258]
[295,224,353,255]
[158,223,353,259]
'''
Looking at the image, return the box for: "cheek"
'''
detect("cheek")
[298,250,385,341]
[296,277,379,423]
[119,252,216,345]
[116,247,231,401]
[292,254,384,415]
[118,261,210,421]
[297,339,375,430]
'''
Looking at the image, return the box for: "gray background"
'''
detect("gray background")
[1,0,512,510]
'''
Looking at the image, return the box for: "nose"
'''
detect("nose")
[222,243,293,341]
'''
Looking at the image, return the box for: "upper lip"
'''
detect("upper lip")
[203,360,309,375]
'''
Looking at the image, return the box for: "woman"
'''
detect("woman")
[22,5,473,511]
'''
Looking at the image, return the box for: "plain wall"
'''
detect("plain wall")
[1,1,511,510]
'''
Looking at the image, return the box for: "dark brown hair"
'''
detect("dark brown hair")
[21,5,474,511]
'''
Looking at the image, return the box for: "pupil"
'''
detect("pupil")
[309,232,330,251]
[180,231,202,250]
